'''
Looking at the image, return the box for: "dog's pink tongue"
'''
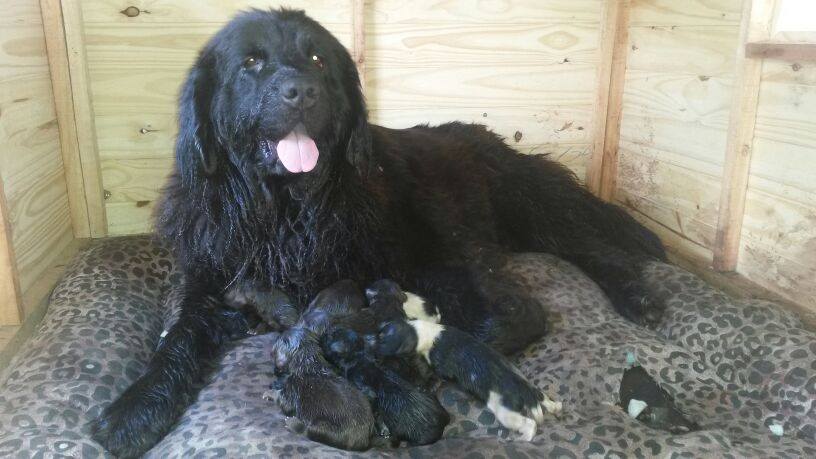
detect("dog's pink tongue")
[275,125,319,173]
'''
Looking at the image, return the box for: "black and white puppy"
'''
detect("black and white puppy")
[370,281,562,441]
[322,326,449,446]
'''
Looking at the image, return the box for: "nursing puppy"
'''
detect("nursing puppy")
[269,280,375,451]
[371,281,562,441]
[323,327,449,445]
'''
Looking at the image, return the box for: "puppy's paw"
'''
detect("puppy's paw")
[487,391,538,441]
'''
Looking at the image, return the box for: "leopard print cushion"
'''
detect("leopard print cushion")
[1,237,814,458]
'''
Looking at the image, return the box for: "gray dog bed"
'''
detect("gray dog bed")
[0,236,814,457]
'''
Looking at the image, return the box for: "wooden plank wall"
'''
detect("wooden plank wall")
[78,0,602,235]
[0,0,74,322]
[615,0,815,312]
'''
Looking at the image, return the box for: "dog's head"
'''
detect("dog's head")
[176,9,369,184]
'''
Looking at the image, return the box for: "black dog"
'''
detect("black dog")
[92,8,665,457]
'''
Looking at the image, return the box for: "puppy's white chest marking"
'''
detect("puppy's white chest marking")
[403,293,440,323]
[407,320,444,362]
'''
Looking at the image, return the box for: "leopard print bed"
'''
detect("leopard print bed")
[0,236,814,458]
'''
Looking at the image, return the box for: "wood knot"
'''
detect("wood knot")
[120,6,142,17]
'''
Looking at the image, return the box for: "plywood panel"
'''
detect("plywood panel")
[81,0,352,23]
[366,23,599,67]
[369,0,601,24]
[0,0,74,310]
[739,184,816,312]
[629,0,742,26]
[627,25,739,76]
[101,158,173,203]
[367,64,596,109]
[617,145,721,250]
[105,201,155,236]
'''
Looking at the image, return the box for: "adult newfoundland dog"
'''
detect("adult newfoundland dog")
[92,8,666,457]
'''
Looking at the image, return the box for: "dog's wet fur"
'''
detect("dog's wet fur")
[91,8,666,457]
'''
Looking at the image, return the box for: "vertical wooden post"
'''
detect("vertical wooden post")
[713,0,776,272]
[0,177,23,326]
[40,0,108,238]
[40,0,91,238]
[351,0,366,93]
[587,0,630,201]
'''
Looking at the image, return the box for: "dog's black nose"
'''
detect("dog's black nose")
[281,78,318,108]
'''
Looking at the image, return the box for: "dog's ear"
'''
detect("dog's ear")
[346,109,373,178]
[344,70,374,178]
[176,63,219,184]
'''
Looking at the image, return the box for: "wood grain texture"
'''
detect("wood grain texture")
[0,0,75,323]
[713,0,776,272]
[368,0,601,24]
[588,0,630,200]
[0,176,23,326]
[629,0,742,26]
[746,42,816,62]
[41,0,92,238]
[81,0,352,23]
[627,25,739,76]
[366,23,599,67]
[60,0,108,237]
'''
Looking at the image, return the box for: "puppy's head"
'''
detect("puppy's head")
[176,9,369,185]
[376,321,418,357]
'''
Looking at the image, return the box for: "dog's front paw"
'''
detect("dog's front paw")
[278,373,375,451]
[90,384,175,458]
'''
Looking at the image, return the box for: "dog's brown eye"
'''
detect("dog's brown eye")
[243,56,261,69]
[311,55,324,69]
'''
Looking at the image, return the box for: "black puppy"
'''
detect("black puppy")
[371,281,562,441]
[269,280,376,451]
[322,327,449,446]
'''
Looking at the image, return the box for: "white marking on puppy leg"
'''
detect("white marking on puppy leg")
[541,396,563,415]
[487,391,537,441]
[531,404,544,424]
[407,320,445,362]
[627,399,648,418]
[159,329,168,339]
[403,292,440,323]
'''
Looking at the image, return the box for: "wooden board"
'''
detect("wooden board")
[60,0,108,237]
[587,0,629,200]
[81,0,352,24]
[629,0,743,27]
[366,23,599,67]
[617,145,721,250]
[0,0,75,320]
[713,0,776,271]
[368,0,602,25]
[41,0,93,238]
[0,176,23,326]
[627,25,740,76]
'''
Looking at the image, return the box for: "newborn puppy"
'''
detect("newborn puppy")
[370,281,562,441]
[322,327,449,446]
[269,280,376,450]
